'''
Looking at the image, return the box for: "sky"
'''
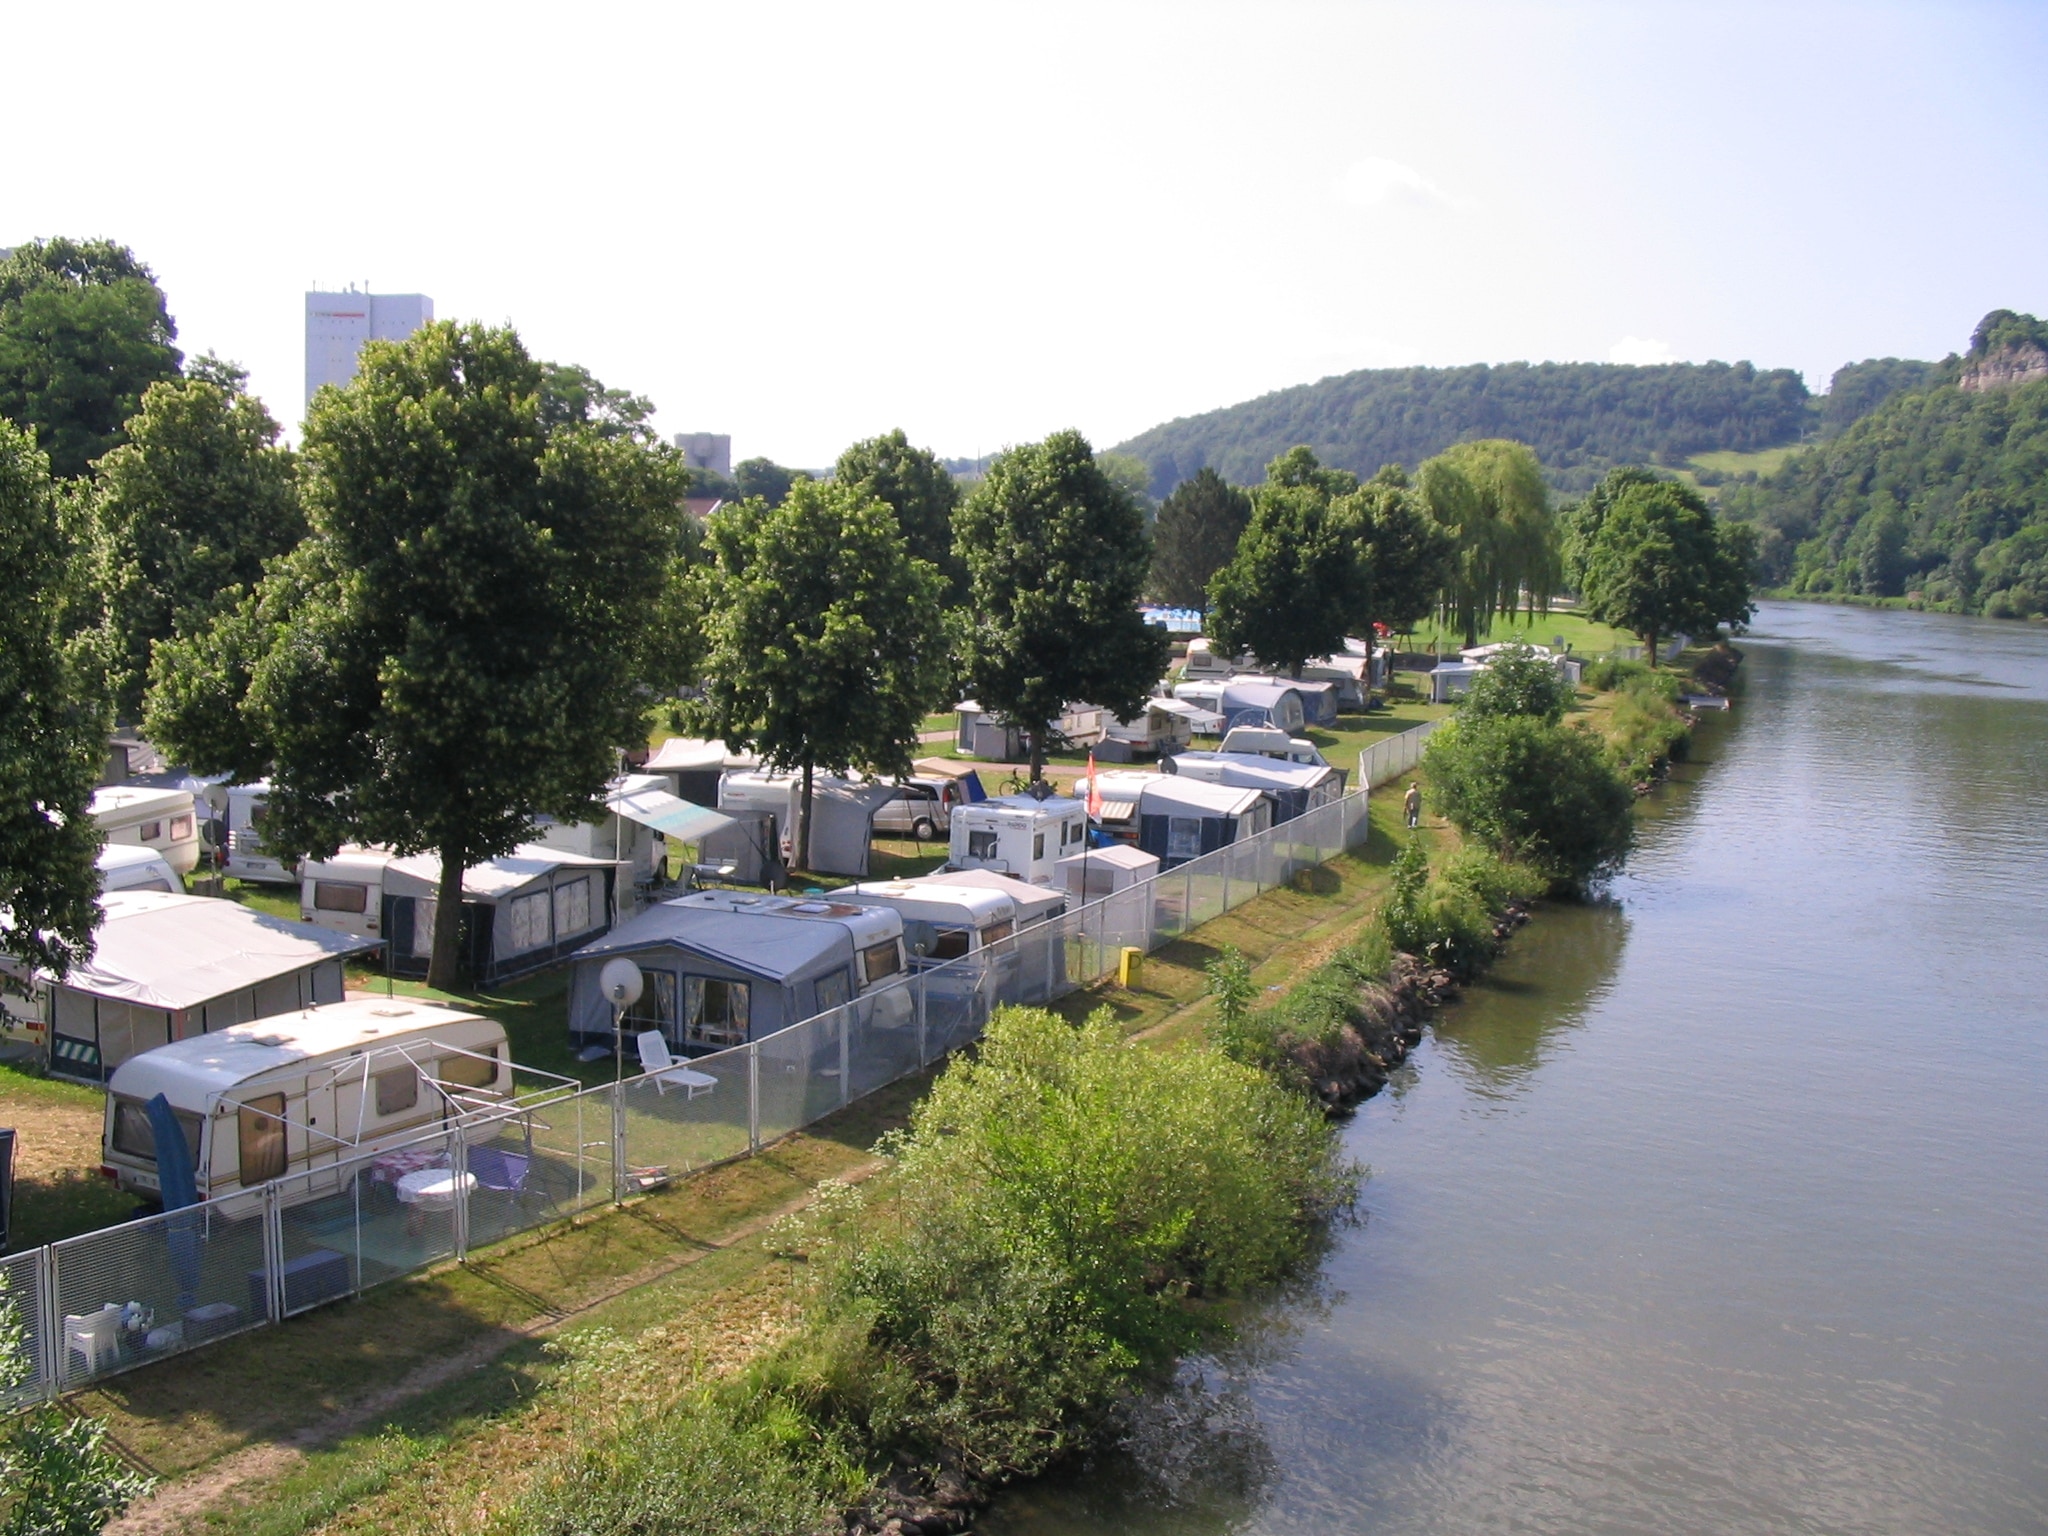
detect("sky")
[10,1,2048,468]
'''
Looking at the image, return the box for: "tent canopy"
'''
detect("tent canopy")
[55,892,375,1010]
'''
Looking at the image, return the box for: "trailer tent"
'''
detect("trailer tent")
[36,892,375,1083]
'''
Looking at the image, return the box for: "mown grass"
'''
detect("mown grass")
[1398,608,1629,656]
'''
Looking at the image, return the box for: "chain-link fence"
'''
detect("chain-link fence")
[1358,717,1447,790]
[4,779,1385,1406]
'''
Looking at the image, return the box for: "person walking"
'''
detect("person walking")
[1403,780,1422,830]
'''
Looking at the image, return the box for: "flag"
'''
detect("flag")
[1085,751,1102,819]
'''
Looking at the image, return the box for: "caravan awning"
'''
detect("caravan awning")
[608,786,734,842]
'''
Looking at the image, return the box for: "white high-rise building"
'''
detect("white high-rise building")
[304,288,433,408]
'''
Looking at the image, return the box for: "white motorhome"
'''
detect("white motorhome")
[91,786,200,878]
[220,782,296,885]
[96,844,182,895]
[828,880,1017,967]
[99,1000,525,1210]
[948,794,1089,886]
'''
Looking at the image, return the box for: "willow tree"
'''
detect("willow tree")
[1419,439,1558,647]
[146,322,687,989]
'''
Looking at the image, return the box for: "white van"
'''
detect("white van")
[948,794,1089,886]
[99,1000,521,1212]
[97,844,183,895]
[91,786,201,878]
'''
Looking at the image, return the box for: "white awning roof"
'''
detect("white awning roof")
[644,737,757,773]
[53,892,377,1010]
[608,785,734,841]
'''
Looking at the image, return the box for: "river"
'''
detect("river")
[985,600,2048,1536]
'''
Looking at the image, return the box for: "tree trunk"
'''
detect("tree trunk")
[1645,630,1659,669]
[797,759,814,875]
[1029,727,1045,785]
[427,837,466,992]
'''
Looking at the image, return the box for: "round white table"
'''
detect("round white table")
[395,1168,476,1208]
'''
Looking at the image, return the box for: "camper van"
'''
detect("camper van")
[99,1000,516,1210]
[91,786,201,878]
[97,844,183,895]
[567,890,913,1054]
[865,776,966,841]
[948,795,1088,886]
[217,782,295,885]
[1217,725,1331,768]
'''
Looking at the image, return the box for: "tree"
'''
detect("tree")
[1574,472,1756,663]
[146,322,685,989]
[1456,642,1573,725]
[0,420,106,997]
[1422,715,1634,892]
[0,238,182,478]
[1418,439,1558,647]
[1351,464,1454,673]
[735,457,800,507]
[1207,448,1368,677]
[0,1277,154,1533]
[84,371,305,720]
[1148,468,1250,611]
[692,479,947,870]
[954,431,1171,782]
[833,430,966,603]
[1094,452,1157,521]
[538,361,658,441]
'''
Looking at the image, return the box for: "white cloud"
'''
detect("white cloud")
[1608,335,1677,365]
[1332,157,1460,211]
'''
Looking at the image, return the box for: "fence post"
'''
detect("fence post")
[747,1042,761,1152]
[37,1243,58,1401]
[450,1122,470,1262]
[837,1011,851,1108]
[916,972,928,1066]
[610,1081,626,1206]
[263,1183,285,1323]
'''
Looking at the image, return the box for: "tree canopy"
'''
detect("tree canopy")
[691,478,948,869]
[0,419,107,992]
[1423,714,1635,893]
[1353,464,1454,639]
[146,322,685,987]
[84,371,306,720]
[538,361,658,441]
[1457,642,1573,725]
[1206,447,1368,676]
[1147,467,1251,611]
[833,430,966,603]
[1571,470,1755,661]
[0,238,183,477]
[954,431,1170,780]
[735,457,800,506]
[1419,438,1557,646]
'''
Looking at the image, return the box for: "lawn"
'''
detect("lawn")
[1396,607,1630,657]
[0,1060,145,1248]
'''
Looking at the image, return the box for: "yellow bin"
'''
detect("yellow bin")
[1117,946,1144,988]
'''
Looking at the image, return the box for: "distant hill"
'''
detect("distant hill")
[1721,310,2048,618]
[1115,359,1819,496]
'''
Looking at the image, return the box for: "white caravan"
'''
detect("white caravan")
[96,844,182,895]
[947,795,1089,886]
[91,786,200,878]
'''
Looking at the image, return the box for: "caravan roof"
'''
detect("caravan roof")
[905,868,1066,925]
[1165,752,1337,792]
[379,843,615,901]
[644,737,758,773]
[53,891,376,1009]
[830,880,1016,927]
[1130,775,1267,819]
[106,999,495,1107]
[573,890,900,982]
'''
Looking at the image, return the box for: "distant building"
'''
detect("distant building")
[304,288,433,408]
[673,432,732,477]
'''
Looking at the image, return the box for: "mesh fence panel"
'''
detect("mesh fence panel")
[519,1087,610,1222]
[848,986,921,1100]
[619,1048,752,1189]
[754,1015,829,1144]
[0,1250,50,1410]
[916,955,988,1062]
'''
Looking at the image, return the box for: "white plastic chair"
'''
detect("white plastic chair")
[65,1306,124,1376]
[636,1030,717,1099]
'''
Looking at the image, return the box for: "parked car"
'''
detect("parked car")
[868,776,963,841]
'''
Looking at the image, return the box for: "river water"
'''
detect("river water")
[986,601,2048,1536]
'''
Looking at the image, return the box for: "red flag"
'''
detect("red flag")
[1085,751,1102,819]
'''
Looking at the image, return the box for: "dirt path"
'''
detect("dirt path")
[107,1158,887,1536]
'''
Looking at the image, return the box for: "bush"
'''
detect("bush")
[1458,642,1573,724]
[1581,655,1649,691]
[1605,668,1689,780]
[1422,716,1635,892]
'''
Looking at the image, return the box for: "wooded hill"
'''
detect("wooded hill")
[1720,311,2048,618]
[1116,359,1818,497]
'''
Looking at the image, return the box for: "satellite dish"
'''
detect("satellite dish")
[598,958,644,1009]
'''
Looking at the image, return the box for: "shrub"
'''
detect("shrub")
[1422,716,1635,893]
[1605,668,1689,779]
[1581,655,1648,691]
[1458,642,1573,724]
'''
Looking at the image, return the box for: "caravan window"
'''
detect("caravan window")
[1064,819,1084,847]
[140,819,164,841]
[553,876,594,938]
[979,919,1014,946]
[170,814,194,841]
[314,881,368,913]
[374,1067,419,1116]
[110,1098,202,1165]
[1167,817,1203,860]
[506,890,552,953]
[683,977,750,1046]
[967,830,998,861]
[1033,832,1045,861]
[237,1094,287,1186]
[860,941,903,987]
[438,1047,499,1090]
[927,927,971,962]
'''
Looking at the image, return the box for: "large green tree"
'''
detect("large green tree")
[1353,463,1454,658]
[0,238,182,478]
[1148,467,1251,611]
[85,367,306,720]
[0,420,107,994]
[734,456,800,507]
[1418,438,1558,647]
[1207,448,1368,676]
[146,322,686,988]
[693,479,948,869]
[1572,471,1755,663]
[833,429,966,603]
[954,431,1171,782]
[1423,715,1635,892]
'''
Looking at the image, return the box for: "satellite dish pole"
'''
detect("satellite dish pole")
[598,957,645,1087]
